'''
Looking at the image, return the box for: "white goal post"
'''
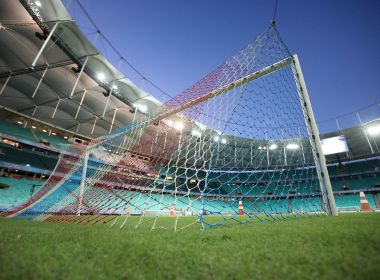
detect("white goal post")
[292,54,338,216]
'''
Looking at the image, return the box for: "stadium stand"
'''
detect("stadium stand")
[0,144,378,214]
[0,143,58,170]
[0,119,69,148]
[0,177,43,211]
[0,0,379,220]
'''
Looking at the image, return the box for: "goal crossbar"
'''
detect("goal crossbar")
[154,56,293,122]
[88,56,293,151]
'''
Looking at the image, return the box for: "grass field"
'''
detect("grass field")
[0,213,379,280]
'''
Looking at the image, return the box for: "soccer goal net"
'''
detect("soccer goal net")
[4,25,337,230]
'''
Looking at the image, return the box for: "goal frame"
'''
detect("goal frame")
[4,54,338,219]
[292,54,337,216]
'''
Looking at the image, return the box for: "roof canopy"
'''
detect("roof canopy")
[0,0,161,138]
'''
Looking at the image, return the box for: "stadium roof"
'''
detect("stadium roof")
[0,0,161,138]
[0,1,379,164]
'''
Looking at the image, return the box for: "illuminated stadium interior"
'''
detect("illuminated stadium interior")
[0,0,379,230]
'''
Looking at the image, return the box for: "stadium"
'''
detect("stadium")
[0,0,379,279]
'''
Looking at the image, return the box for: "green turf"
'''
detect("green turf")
[0,213,379,280]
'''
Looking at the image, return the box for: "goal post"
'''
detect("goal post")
[4,25,338,230]
[292,54,338,216]
[76,150,89,216]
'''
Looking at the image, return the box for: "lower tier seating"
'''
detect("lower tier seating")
[0,177,43,211]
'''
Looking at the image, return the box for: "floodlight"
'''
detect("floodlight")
[174,121,184,130]
[134,104,147,113]
[367,124,380,136]
[51,132,56,136]
[286,143,299,150]
[221,138,227,144]
[35,1,42,7]
[31,126,37,129]
[213,135,220,142]
[191,130,201,137]
[198,123,207,130]
[269,144,278,150]
[17,121,23,125]
[112,84,118,90]
[166,120,174,126]
[97,73,105,82]
[138,104,147,113]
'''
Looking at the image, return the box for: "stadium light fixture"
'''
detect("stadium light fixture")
[17,121,23,125]
[134,103,147,113]
[64,136,68,139]
[26,164,30,167]
[221,138,227,144]
[286,143,299,150]
[42,129,47,133]
[35,1,42,7]
[367,124,380,136]
[139,104,147,113]
[174,121,184,130]
[112,84,118,90]
[269,144,278,150]
[166,120,174,127]
[213,135,220,142]
[191,130,201,137]
[31,126,37,129]
[97,73,106,82]
[198,123,207,131]
[51,132,56,136]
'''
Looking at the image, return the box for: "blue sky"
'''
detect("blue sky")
[71,0,380,125]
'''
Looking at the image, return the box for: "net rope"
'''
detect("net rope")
[4,25,330,230]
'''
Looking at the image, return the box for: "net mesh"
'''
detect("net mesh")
[4,26,331,230]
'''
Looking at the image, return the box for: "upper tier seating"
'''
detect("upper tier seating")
[328,159,380,176]
[0,119,69,148]
[331,176,380,191]
[0,144,58,170]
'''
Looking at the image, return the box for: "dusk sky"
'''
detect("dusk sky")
[69,0,380,128]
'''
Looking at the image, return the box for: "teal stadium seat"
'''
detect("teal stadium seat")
[334,194,376,209]
[0,119,37,143]
[0,119,69,148]
[0,177,43,211]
